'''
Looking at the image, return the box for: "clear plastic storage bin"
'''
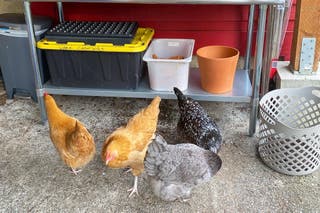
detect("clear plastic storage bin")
[143,39,195,92]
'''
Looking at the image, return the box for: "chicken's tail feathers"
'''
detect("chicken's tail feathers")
[148,96,161,110]
[206,152,222,176]
[152,96,161,104]
[74,120,80,130]
[67,119,94,146]
[138,96,161,117]
[74,120,87,132]
[144,134,168,176]
[208,141,222,154]
[204,130,223,154]
[150,134,168,152]
[43,93,74,121]
[43,93,54,104]
[126,96,161,132]
[173,87,187,101]
[43,93,64,118]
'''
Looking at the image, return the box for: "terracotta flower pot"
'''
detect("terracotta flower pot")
[197,45,239,94]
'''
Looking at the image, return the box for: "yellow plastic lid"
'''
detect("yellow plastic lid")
[37,27,154,53]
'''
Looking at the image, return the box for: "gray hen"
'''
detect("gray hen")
[144,134,222,202]
[174,87,222,153]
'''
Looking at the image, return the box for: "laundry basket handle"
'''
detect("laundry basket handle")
[259,86,320,135]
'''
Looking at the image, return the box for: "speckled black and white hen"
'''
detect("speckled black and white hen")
[173,87,222,153]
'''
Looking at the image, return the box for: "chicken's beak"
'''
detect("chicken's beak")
[105,160,109,166]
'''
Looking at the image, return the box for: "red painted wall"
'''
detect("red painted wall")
[31,2,296,60]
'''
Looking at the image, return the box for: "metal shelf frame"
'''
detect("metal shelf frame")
[43,68,252,102]
[22,0,285,136]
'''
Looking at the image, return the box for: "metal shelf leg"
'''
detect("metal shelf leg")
[57,2,65,22]
[249,5,267,136]
[23,1,47,122]
[244,4,255,71]
[261,4,285,95]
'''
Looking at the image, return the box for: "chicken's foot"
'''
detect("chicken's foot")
[123,168,132,173]
[178,197,191,203]
[70,168,82,175]
[128,176,139,197]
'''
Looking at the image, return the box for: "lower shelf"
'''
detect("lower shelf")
[43,68,252,103]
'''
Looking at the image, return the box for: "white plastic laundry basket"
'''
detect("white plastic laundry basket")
[258,87,320,175]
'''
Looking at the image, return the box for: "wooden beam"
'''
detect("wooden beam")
[290,0,320,72]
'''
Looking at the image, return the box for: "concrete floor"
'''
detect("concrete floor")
[0,95,319,212]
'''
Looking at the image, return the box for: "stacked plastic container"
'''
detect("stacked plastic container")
[143,39,195,92]
[37,21,154,89]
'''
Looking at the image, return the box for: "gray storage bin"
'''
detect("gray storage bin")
[0,13,51,101]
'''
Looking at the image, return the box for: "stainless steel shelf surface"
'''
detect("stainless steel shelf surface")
[22,0,285,136]
[44,68,252,103]
[23,0,284,5]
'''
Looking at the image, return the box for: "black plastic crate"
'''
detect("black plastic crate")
[45,50,146,89]
[45,21,138,45]
[37,28,154,89]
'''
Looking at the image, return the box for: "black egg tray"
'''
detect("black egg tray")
[45,21,139,45]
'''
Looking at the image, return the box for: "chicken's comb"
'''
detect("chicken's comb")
[43,92,48,96]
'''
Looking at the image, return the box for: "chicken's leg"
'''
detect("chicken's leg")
[122,168,132,173]
[70,168,82,175]
[128,176,138,197]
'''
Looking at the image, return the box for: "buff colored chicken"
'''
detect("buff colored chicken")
[101,96,161,197]
[44,93,96,175]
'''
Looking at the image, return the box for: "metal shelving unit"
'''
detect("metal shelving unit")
[22,0,285,136]
[43,69,251,102]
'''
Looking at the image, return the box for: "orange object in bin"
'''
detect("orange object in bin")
[197,45,239,94]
